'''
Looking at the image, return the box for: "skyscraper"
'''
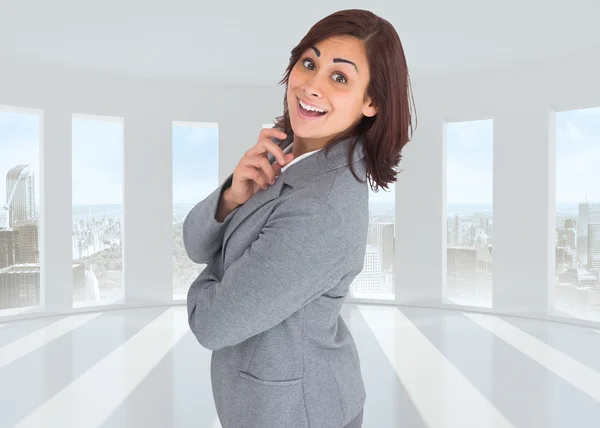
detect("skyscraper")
[1,165,40,309]
[577,203,600,266]
[5,165,36,227]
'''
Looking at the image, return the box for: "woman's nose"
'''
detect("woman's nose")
[302,76,324,98]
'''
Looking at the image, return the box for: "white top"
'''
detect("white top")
[280,143,322,173]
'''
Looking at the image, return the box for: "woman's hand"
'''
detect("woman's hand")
[227,128,295,206]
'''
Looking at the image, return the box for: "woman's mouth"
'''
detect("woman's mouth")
[297,98,328,120]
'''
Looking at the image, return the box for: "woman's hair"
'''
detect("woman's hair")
[273,9,416,192]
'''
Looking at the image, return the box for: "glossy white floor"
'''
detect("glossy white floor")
[1,304,600,428]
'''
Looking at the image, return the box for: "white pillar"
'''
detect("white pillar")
[40,108,73,313]
[395,111,445,305]
[123,113,173,305]
[492,103,553,317]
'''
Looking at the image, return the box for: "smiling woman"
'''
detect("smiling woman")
[185,9,415,428]
[288,37,376,136]
[274,9,416,193]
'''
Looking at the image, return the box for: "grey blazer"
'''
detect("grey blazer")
[184,133,368,428]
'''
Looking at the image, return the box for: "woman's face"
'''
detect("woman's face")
[286,35,377,143]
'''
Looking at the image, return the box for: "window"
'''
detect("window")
[555,107,600,323]
[72,115,124,308]
[173,122,218,300]
[0,107,42,316]
[350,182,396,301]
[445,119,493,308]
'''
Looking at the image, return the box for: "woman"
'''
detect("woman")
[184,8,415,428]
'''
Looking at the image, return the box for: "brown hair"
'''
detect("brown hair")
[273,9,416,192]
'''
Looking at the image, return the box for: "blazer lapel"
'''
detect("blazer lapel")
[220,134,366,267]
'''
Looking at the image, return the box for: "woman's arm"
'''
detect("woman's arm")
[182,173,242,264]
[187,199,347,351]
[215,187,242,223]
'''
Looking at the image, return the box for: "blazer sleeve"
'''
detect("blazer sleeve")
[187,198,348,351]
[182,173,241,264]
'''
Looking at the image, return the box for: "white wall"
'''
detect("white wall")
[0,56,284,318]
[390,46,600,324]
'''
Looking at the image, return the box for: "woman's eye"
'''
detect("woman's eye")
[332,73,347,84]
[302,59,346,83]
[303,59,315,70]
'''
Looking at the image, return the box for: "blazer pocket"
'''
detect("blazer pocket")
[239,371,303,386]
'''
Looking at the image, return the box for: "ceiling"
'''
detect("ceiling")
[0,0,599,86]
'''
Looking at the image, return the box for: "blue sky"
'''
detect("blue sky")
[72,117,123,205]
[0,114,220,206]
[556,107,600,203]
[446,119,494,204]
[172,123,218,204]
[445,107,600,204]
[1,107,598,208]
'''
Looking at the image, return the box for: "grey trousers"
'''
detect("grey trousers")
[343,408,364,428]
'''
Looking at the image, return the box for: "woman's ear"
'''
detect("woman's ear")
[362,97,377,118]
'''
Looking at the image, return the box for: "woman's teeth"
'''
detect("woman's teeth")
[299,99,327,114]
